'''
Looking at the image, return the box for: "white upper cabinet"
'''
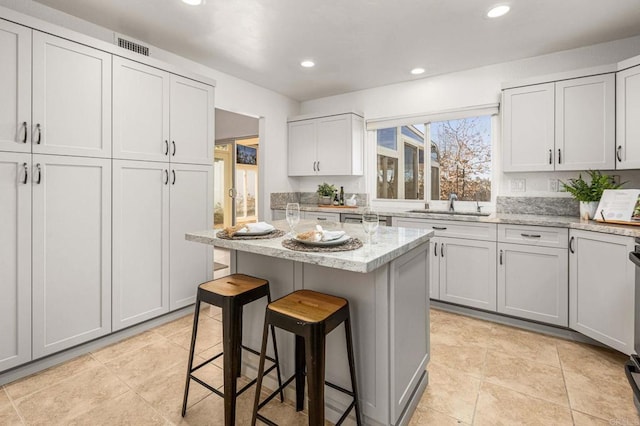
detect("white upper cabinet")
[113,58,170,162]
[502,74,615,172]
[32,31,112,158]
[288,112,364,176]
[0,20,31,154]
[169,75,214,165]
[555,74,615,170]
[616,65,640,169]
[502,83,555,172]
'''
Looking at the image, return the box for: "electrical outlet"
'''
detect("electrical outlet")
[549,178,559,192]
[612,175,621,185]
[510,178,526,193]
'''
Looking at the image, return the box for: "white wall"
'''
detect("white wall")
[298,36,640,204]
[0,0,300,220]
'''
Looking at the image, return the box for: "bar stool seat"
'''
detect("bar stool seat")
[252,289,362,426]
[182,274,283,425]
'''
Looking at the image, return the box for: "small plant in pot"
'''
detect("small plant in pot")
[317,182,336,205]
[561,170,625,220]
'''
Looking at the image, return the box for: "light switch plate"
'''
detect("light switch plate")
[510,178,526,192]
[548,178,559,192]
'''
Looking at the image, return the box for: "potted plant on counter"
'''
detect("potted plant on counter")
[317,182,336,205]
[561,170,625,220]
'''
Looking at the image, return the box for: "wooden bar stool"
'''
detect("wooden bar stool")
[182,274,284,425]
[251,290,362,426]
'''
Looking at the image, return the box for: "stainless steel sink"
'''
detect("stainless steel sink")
[406,209,490,217]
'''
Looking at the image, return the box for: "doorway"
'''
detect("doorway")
[214,109,260,230]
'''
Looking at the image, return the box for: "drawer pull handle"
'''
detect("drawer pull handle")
[432,226,447,230]
[521,233,541,238]
[317,217,327,221]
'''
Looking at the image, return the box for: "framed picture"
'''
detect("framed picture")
[236,144,257,165]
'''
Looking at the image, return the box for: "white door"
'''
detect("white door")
[169,75,214,165]
[430,238,441,299]
[288,120,317,176]
[169,163,213,309]
[32,155,111,358]
[113,57,170,162]
[32,32,112,158]
[316,114,351,175]
[616,65,640,169]
[0,21,31,154]
[112,160,169,330]
[555,74,615,171]
[498,243,568,326]
[439,237,497,311]
[569,230,635,354]
[0,153,31,371]
[502,83,555,172]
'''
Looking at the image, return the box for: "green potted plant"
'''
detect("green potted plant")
[561,170,625,219]
[317,182,336,205]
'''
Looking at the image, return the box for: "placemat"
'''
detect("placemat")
[216,229,286,240]
[281,238,363,252]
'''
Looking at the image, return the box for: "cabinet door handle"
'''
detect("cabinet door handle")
[35,163,41,184]
[21,122,28,143]
[171,169,176,185]
[313,161,317,171]
[22,162,28,184]
[441,243,444,257]
[569,236,575,253]
[617,145,623,162]
[434,242,438,257]
[557,148,561,164]
[432,226,447,230]
[172,141,176,156]
[317,161,320,172]
[34,123,42,144]
[164,169,168,185]
[548,149,552,165]
[521,233,541,238]
[499,249,503,265]
[164,140,169,156]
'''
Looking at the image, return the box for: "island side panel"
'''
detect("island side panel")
[389,244,430,424]
[297,261,389,424]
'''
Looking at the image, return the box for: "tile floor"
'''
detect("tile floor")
[1,307,638,425]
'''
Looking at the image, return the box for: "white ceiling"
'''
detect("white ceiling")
[33,0,640,101]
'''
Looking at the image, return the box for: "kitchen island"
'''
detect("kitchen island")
[186,221,433,426]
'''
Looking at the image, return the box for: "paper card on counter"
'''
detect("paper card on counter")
[595,189,640,222]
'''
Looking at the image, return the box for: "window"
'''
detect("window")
[374,114,492,202]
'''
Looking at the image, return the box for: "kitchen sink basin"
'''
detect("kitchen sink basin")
[406,209,490,217]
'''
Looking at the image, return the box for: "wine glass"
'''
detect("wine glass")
[362,207,379,245]
[285,203,300,237]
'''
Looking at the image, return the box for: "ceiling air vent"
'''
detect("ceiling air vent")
[116,35,149,56]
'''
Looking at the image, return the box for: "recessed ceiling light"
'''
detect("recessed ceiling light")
[411,68,425,75]
[487,4,510,18]
[300,60,315,68]
[182,0,202,5]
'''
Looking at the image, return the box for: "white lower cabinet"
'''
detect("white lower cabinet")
[112,160,169,330]
[302,211,340,222]
[498,243,568,326]
[0,153,31,371]
[32,155,111,358]
[439,237,497,311]
[169,163,213,310]
[569,230,635,354]
[393,217,497,307]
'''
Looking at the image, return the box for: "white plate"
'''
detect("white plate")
[235,228,275,236]
[294,234,351,246]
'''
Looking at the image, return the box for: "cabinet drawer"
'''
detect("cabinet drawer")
[302,211,340,222]
[498,224,568,248]
[395,218,496,241]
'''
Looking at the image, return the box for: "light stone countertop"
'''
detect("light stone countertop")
[273,205,640,238]
[186,220,434,273]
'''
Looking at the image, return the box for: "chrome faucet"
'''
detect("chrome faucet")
[448,193,457,212]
